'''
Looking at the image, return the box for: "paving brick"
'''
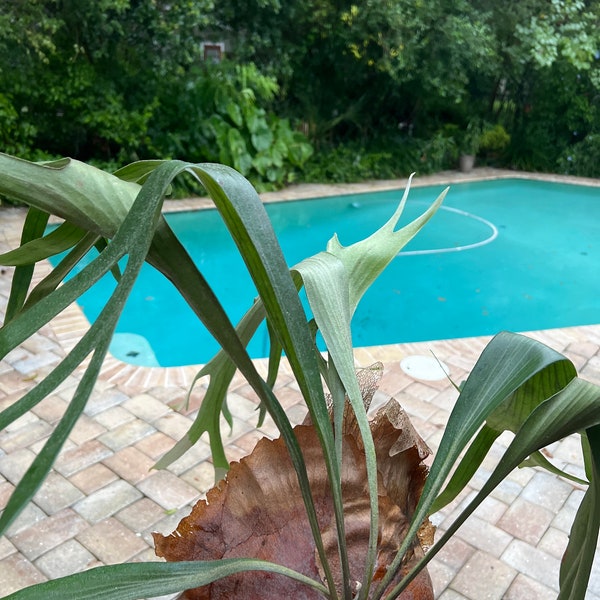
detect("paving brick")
[135,431,177,460]
[131,546,164,563]
[159,438,212,476]
[567,340,600,360]
[269,383,303,409]
[122,393,172,421]
[489,477,523,505]
[179,460,218,495]
[0,447,36,483]
[586,554,600,597]
[150,505,195,539]
[33,471,84,514]
[146,384,190,404]
[502,539,560,591]
[497,498,553,545]
[94,405,136,429]
[552,488,585,534]
[116,497,167,532]
[21,332,63,355]
[450,551,516,600]
[54,439,112,477]
[98,418,155,451]
[285,402,309,425]
[505,464,535,488]
[454,514,513,558]
[0,418,52,453]
[77,517,148,564]
[0,478,14,505]
[11,351,60,375]
[34,538,98,578]
[537,526,569,559]
[5,502,47,536]
[428,558,456,597]
[504,573,556,600]
[256,414,279,439]
[552,434,584,465]
[73,479,142,523]
[83,388,130,416]
[225,392,263,421]
[30,394,68,424]
[68,414,107,445]
[0,369,37,395]
[394,390,439,421]
[11,508,88,560]
[103,446,155,484]
[520,471,573,513]
[434,534,475,571]
[472,495,508,524]
[231,429,268,456]
[438,591,469,600]
[219,414,254,443]
[69,462,118,495]
[153,412,195,439]
[0,552,47,594]
[137,470,200,510]
[0,535,17,560]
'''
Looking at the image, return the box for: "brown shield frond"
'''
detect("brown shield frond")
[154,365,434,599]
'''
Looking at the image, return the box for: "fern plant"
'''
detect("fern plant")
[0,153,598,599]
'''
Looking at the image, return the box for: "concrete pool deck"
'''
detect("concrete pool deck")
[1,168,599,598]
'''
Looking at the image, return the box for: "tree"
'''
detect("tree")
[0,0,214,161]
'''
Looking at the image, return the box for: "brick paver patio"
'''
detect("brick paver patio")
[1,169,599,598]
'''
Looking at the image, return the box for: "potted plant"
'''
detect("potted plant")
[458,121,482,172]
[0,153,599,599]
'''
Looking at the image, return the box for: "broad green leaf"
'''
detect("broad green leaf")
[22,231,100,312]
[431,334,578,513]
[0,153,140,238]
[326,175,446,312]
[558,425,600,600]
[386,377,600,599]
[154,299,267,478]
[226,100,243,126]
[0,221,86,266]
[429,424,501,514]
[250,121,274,152]
[0,559,328,600]
[521,449,588,487]
[184,162,344,597]
[373,331,580,598]
[113,159,168,184]
[287,132,314,166]
[0,161,178,536]
[4,207,49,322]
[487,357,578,432]
[294,252,365,593]
[292,180,445,596]
[227,129,252,175]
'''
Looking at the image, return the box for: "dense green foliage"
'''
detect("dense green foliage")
[1,0,600,180]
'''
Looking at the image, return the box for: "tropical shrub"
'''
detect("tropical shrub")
[479,124,511,154]
[301,137,427,183]
[139,61,313,191]
[0,153,599,599]
[557,133,600,178]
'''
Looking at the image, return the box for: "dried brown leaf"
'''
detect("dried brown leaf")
[154,364,434,599]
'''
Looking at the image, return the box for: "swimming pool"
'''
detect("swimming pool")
[59,178,599,367]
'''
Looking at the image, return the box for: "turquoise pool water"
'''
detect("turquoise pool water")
[58,178,599,367]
